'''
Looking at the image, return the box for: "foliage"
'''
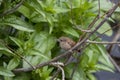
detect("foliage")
[0,0,118,80]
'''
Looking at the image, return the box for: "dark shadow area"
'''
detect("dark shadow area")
[95,20,120,80]
[95,71,120,80]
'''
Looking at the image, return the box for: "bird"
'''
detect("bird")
[57,36,79,65]
[57,36,76,50]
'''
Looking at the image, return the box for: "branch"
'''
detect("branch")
[50,62,65,80]
[107,54,120,72]
[0,40,35,69]
[86,40,120,44]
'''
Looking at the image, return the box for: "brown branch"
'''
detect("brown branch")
[98,0,100,15]
[50,62,65,80]
[107,53,120,72]
[92,23,120,41]
[0,40,35,69]
[108,26,120,53]
[86,40,120,44]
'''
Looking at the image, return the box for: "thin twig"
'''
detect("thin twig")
[98,0,100,16]
[50,62,65,80]
[108,26,120,53]
[7,46,35,70]
[75,26,92,33]
[107,54,120,72]
[0,40,35,69]
[58,66,65,80]
[93,23,120,41]
[86,40,120,44]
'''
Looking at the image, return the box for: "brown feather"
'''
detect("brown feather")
[58,37,76,50]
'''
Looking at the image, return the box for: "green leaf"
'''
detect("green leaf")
[72,68,86,80]
[35,66,53,79]
[86,48,99,66]
[30,14,47,23]
[18,5,30,18]
[93,18,112,36]
[14,73,30,80]
[23,56,40,68]
[7,58,20,70]
[54,7,70,13]
[4,77,13,80]
[31,49,50,60]
[80,54,89,68]
[0,43,13,56]
[46,14,54,33]
[31,32,56,54]
[95,64,114,72]
[0,67,15,77]
[63,27,79,38]
[26,0,46,18]
[9,37,23,49]
[94,0,120,12]
[0,15,34,32]
[99,55,114,70]
[22,32,56,67]
[35,8,46,18]
[42,66,53,77]
[97,21,113,36]
[0,47,13,55]
[98,45,114,69]
[67,0,81,8]
[87,73,96,80]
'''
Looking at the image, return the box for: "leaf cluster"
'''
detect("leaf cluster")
[0,0,118,80]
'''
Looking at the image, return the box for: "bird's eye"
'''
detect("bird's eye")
[60,39,63,41]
